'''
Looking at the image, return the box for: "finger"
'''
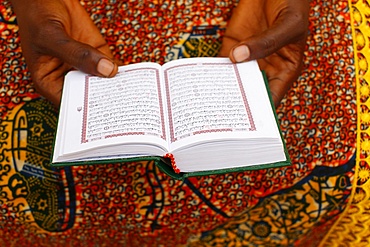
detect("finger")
[37,37,118,106]
[26,4,118,78]
[65,0,120,74]
[31,57,70,106]
[13,0,118,77]
[229,0,309,63]
[47,27,118,77]
[259,46,304,107]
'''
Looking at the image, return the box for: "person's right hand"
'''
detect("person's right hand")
[11,0,118,106]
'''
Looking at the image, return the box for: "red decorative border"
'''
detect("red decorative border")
[164,63,197,143]
[193,128,233,135]
[81,75,90,143]
[81,68,166,143]
[164,62,256,143]
[232,63,256,131]
[105,132,145,138]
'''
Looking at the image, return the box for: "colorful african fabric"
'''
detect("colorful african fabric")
[319,1,370,246]
[0,0,365,246]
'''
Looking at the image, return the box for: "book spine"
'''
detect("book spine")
[164,153,180,174]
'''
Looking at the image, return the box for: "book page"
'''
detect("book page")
[81,66,166,143]
[162,57,281,151]
[54,62,169,161]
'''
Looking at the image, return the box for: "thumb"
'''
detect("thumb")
[229,4,309,63]
[40,21,118,77]
[55,38,119,77]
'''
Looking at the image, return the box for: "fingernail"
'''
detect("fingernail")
[97,58,115,77]
[233,45,250,62]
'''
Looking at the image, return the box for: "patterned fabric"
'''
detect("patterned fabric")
[319,1,370,246]
[0,0,363,246]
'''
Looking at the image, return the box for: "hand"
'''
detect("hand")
[11,0,119,106]
[219,0,310,106]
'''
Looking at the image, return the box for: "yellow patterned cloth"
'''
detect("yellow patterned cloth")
[320,1,370,246]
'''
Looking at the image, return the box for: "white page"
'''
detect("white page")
[161,57,281,152]
[53,62,170,162]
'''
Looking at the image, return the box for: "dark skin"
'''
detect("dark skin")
[10,0,309,107]
[219,0,309,105]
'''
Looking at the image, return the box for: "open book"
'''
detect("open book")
[51,57,291,179]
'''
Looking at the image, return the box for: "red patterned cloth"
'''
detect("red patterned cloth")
[0,0,356,246]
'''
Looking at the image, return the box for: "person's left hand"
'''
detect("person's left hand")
[219,0,310,107]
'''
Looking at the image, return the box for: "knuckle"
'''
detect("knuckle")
[263,38,277,54]
[72,46,92,63]
[256,37,277,58]
[32,69,49,87]
[32,20,65,50]
[288,11,309,37]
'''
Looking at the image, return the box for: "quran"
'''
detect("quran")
[51,57,291,179]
